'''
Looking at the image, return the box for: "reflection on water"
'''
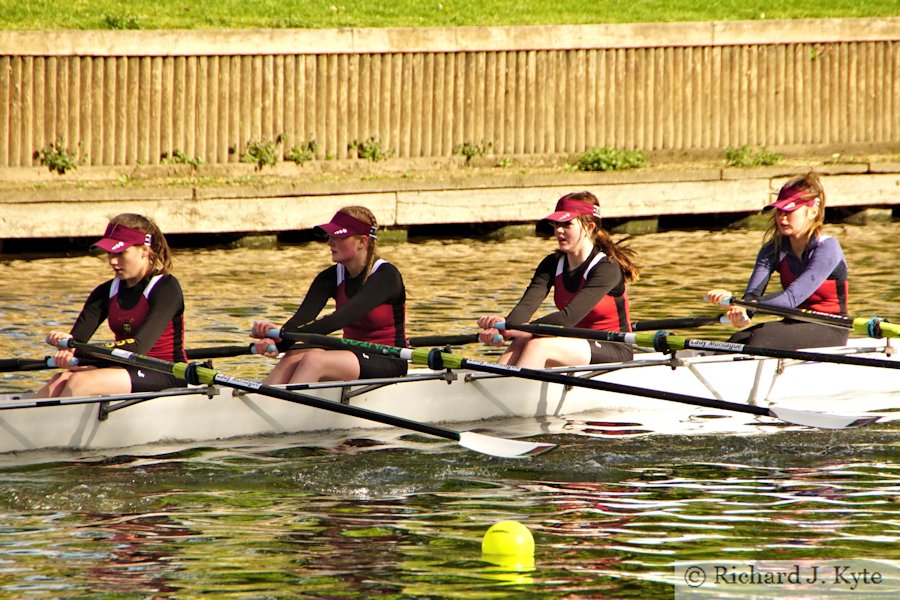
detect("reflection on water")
[0,222,898,597]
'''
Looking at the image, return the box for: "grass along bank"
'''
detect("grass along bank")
[1,0,898,30]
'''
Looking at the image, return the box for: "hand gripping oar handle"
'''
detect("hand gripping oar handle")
[279,331,880,431]
[62,339,555,459]
[716,296,898,339]
[496,322,899,370]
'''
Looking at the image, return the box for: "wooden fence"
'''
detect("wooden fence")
[0,19,897,169]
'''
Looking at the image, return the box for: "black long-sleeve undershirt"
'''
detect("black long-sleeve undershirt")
[505,250,626,327]
[68,274,186,355]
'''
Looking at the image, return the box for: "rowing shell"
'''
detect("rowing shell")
[0,339,897,456]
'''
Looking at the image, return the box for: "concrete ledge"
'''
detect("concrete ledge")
[2,166,897,240]
[3,19,897,56]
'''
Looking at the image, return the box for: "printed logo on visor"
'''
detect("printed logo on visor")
[558,213,572,221]
[333,228,349,236]
[111,241,126,251]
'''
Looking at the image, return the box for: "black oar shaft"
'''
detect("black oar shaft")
[726,297,899,339]
[278,332,772,417]
[408,333,478,347]
[631,315,724,331]
[65,340,465,442]
[728,297,853,329]
[656,335,900,370]
[454,357,772,417]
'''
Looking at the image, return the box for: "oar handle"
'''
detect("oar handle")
[47,356,78,368]
[719,296,895,338]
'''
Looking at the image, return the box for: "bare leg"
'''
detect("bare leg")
[264,349,312,385]
[513,337,592,369]
[497,337,528,365]
[38,367,133,398]
[286,349,361,383]
[34,371,77,398]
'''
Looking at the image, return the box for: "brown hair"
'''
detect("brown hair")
[108,213,174,275]
[559,191,641,283]
[764,171,826,254]
[338,206,379,282]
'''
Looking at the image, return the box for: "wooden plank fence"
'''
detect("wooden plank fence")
[0,19,897,169]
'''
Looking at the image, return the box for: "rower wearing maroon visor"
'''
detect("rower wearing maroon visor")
[477,191,641,368]
[250,206,408,383]
[706,172,850,349]
[35,213,188,398]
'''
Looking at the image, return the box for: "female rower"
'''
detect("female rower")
[706,171,849,349]
[250,206,408,384]
[35,214,187,398]
[477,191,641,368]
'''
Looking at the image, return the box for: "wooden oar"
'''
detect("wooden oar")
[631,314,727,331]
[497,322,899,371]
[59,339,556,459]
[275,331,880,430]
[720,297,899,339]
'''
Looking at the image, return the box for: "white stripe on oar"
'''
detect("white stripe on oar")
[458,432,558,458]
[66,340,556,460]
[768,406,881,430]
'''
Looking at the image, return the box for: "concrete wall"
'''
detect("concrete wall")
[1,19,898,170]
[1,163,897,240]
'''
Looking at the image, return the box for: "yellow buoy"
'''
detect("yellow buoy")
[481,520,535,572]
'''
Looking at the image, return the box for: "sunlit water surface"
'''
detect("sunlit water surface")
[0,223,898,597]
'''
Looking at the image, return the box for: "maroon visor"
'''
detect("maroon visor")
[92,223,151,253]
[767,187,818,212]
[314,212,377,238]
[542,197,602,222]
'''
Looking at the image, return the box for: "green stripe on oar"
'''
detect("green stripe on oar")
[723,297,899,339]
[496,322,899,370]
[280,332,880,431]
[62,340,556,459]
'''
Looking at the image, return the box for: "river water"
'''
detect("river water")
[0,222,898,597]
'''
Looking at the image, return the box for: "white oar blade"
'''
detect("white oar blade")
[769,406,881,430]
[458,432,556,458]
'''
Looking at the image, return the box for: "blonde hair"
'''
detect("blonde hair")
[338,206,379,282]
[558,191,641,283]
[764,171,826,254]
[108,213,174,275]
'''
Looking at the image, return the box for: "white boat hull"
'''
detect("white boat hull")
[1,340,897,456]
